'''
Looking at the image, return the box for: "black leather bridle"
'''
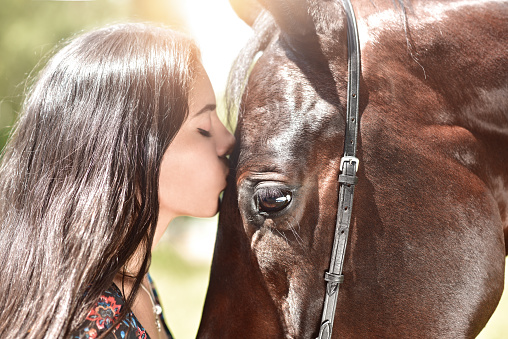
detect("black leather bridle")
[317,0,361,338]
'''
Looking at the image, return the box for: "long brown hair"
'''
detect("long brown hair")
[0,23,199,338]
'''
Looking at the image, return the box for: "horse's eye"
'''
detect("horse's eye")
[254,187,292,215]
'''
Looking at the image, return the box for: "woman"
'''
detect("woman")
[0,23,235,339]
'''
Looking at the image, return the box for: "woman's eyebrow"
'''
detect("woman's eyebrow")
[194,104,216,116]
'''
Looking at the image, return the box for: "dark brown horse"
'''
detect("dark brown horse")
[198,0,508,337]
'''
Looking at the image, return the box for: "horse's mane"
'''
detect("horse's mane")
[225,11,278,127]
[225,0,411,128]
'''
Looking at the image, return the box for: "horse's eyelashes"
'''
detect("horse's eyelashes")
[254,186,292,215]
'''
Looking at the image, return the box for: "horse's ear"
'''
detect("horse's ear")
[230,0,315,38]
[257,0,315,39]
[230,0,347,81]
[229,0,263,27]
[256,0,347,65]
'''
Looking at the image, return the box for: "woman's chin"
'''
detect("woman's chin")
[196,200,220,219]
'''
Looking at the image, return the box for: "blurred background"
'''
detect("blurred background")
[0,1,506,338]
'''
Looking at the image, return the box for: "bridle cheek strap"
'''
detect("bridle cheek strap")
[317,0,361,338]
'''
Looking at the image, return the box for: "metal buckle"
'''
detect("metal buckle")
[340,156,359,173]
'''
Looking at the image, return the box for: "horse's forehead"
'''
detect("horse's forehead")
[237,53,343,174]
[242,47,341,131]
[247,54,316,109]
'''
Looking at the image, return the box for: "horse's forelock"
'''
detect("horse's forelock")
[226,11,278,127]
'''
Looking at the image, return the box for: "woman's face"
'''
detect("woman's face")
[158,64,235,223]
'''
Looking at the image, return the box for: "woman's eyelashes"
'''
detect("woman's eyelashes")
[198,128,212,138]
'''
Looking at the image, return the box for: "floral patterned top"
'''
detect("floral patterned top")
[72,274,173,339]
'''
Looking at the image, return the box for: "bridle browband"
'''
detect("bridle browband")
[317,0,361,338]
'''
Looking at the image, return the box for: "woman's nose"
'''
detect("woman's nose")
[216,121,236,158]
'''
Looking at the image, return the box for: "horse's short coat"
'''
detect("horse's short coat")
[198,1,508,338]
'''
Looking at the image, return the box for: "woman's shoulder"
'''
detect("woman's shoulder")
[71,284,148,339]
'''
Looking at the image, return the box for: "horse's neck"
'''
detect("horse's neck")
[417,1,508,163]
[360,0,508,248]
[361,0,508,135]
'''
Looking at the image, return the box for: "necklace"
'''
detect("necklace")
[122,267,163,338]
[139,280,163,336]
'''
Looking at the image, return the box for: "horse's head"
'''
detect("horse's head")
[198,0,508,338]
[197,2,365,337]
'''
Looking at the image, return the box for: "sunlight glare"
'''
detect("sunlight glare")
[180,0,253,94]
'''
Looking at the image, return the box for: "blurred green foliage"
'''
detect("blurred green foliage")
[151,241,211,339]
[0,0,187,151]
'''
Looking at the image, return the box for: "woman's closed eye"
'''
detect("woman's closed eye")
[198,128,212,137]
